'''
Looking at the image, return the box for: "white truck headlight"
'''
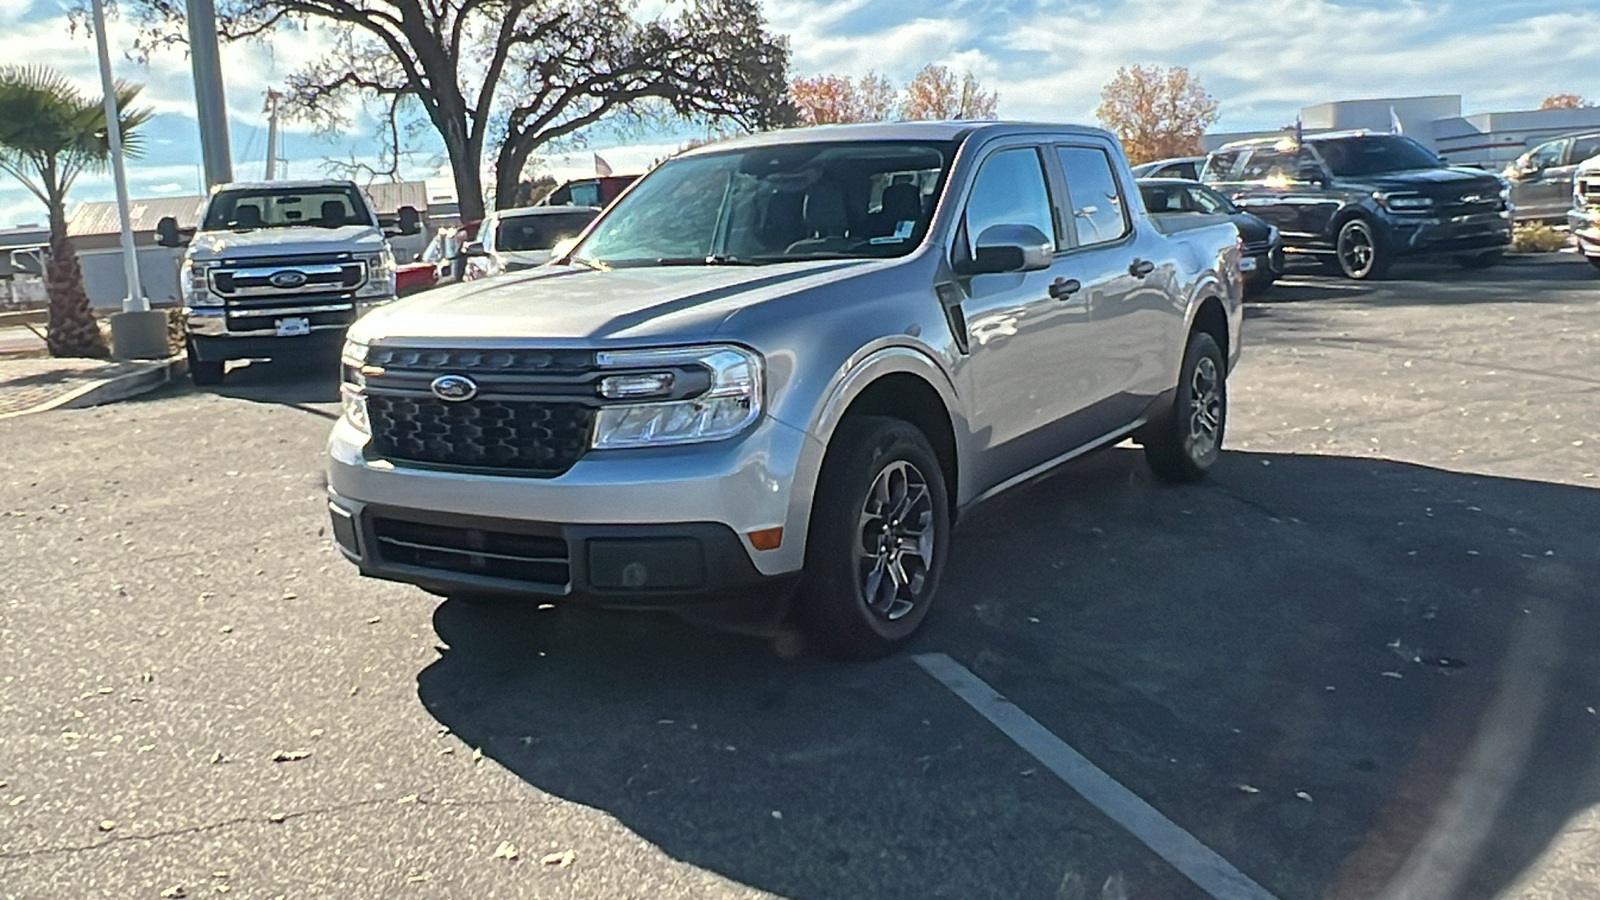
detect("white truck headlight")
[340,338,371,434]
[183,261,222,307]
[356,249,396,299]
[592,345,762,449]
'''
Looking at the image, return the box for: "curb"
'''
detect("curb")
[0,310,47,329]
[0,354,187,421]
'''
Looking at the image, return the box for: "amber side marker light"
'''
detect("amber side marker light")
[747,527,784,551]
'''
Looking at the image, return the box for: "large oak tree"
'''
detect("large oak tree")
[1095,64,1219,165]
[123,0,794,219]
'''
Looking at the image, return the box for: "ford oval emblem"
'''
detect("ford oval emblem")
[430,374,478,402]
[269,270,308,289]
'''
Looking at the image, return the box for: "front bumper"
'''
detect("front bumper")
[326,413,821,599]
[1386,211,1512,257]
[185,300,394,361]
[1568,208,1600,257]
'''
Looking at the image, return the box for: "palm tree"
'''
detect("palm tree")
[0,66,151,358]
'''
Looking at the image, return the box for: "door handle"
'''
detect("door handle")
[1129,258,1156,278]
[1049,277,1081,300]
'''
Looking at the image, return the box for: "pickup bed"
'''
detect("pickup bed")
[326,122,1243,658]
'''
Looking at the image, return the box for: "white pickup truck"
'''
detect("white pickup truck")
[327,122,1243,658]
[157,180,421,384]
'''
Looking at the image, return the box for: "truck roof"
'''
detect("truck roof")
[1215,129,1396,151]
[683,121,1119,156]
[210,179,359,193]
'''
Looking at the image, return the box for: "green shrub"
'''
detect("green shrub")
[1511,223,1570,253]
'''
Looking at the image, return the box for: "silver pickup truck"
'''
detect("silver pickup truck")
[326,122,1243,658]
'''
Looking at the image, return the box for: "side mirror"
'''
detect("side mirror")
[1294,164,1327,185]
[955,224,1053,276]
[396,205,422,236]
[461,241,487,258]
[156,216,182,248]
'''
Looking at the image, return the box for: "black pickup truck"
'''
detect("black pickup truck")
[1202,132,1512,280]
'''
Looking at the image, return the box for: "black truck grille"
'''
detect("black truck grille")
[366,395,595,475]
[371,516,569,587]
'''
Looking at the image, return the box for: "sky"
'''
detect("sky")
[1,0,1597,228]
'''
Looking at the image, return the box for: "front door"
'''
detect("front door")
[952,143,1100,493]
[1510,139,1571,221]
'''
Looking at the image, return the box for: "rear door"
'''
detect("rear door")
[950,141,1102,492]
[1052,142,1175,426]
[1511,139,1571,220]
[1224,144,1341,249]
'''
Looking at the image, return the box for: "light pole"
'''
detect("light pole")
[93,0,168,359]
[186,0,233,188]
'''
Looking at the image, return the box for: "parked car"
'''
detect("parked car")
[326,122,1243,658]
[1203,131,1512,279]
[461,206,601,278]
[1504,131,1600,223]
[1569,155,1600,272]
[1139,177,1282,294]
[156,179,420,385]
[1131,156,1206,180]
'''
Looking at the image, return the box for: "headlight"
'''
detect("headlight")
[591,345,762,449]
[183,261,222,307]
[1375,192,1434,213]
[340,338,370,435]
[356,248,396,298]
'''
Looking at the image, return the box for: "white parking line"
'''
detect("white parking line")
[913,653,1281,900]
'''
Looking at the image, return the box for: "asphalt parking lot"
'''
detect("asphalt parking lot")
[2,254,1597,899]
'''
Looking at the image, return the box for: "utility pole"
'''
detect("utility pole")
[263,89,282,180]
[186,0,233,188]
[93,0,168,359]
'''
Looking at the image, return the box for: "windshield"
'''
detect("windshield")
[570,140,958,267]
[1313,136,1442,177]
[203,186,373,231]
[494,211,598,252]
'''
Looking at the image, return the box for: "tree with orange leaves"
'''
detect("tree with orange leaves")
[1095,64,1219,165]
[1540,93,1595,110]
[789,65,996,125]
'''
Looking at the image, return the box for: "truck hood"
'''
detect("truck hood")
[352,259,871,345]
[186,224,387,261]
[1354,168,1503,197]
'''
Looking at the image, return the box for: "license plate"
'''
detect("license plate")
[275,317,311,337]
[1239,257,1258,272]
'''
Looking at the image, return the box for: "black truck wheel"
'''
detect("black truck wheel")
[1336,218,1391,280]
[1142,330,1227,483]
[797,416,950,660]
[186,340,225,386]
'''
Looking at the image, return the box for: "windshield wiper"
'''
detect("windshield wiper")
[654,255,762,267]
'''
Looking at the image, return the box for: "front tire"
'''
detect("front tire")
[1336,218,1391,280]
[186,340,225,386]
[797,417,950,660]
[1143,331,1227,483]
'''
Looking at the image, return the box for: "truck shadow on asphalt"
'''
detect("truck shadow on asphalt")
[1255,255,1592,311]
[415,448,1600,900]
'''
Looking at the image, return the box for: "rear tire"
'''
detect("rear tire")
[1335,218,1391,280]
[1455,250,1503,270]
[1143,331,1227,483]
[186,340,225,386]
[797,417,950,660]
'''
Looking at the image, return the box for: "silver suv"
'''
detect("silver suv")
[327,122,1244,658]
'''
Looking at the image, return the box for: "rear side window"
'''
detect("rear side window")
[1238,148,1298,182]
[1570,135,1600,166]
[1055,146,1130,246]
[961,147,1057,257]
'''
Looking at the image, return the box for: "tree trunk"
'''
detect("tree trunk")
[439,119,485,224]
[494,137,537,213]
[43,199,108,360]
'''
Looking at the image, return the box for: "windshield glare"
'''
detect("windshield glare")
[1314,136,1442,177]
[495,211,598,252]
[571,141,957,267]
[203,187,372,231]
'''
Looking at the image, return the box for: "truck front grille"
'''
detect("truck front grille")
[371,516,569,588]
[366,395,595,475]
[206,254,368,328]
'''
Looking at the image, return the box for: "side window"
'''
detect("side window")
[960,147,1057,258]
[1527,140,1565,170]
[1201,150,1241,182]
[1055,145,1130,246]
[1569,135,1600,166]
[1239,148,1297,182]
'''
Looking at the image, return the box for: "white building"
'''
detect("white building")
[1204,95,1600,169]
